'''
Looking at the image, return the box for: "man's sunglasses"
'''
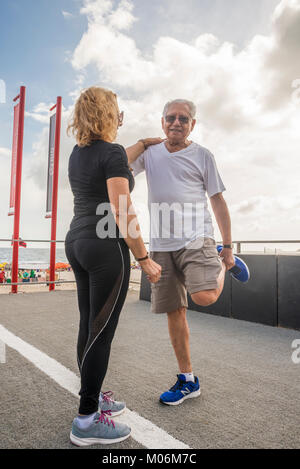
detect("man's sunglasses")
[165,115,190,124]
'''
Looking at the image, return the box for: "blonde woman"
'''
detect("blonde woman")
[65,87,162,446]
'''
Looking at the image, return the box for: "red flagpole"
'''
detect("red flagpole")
[49,97,62,291]
[11,86,26,294]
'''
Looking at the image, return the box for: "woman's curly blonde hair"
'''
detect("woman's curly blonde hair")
[67,86,119,146]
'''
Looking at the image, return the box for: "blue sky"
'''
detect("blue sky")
[0,0,87,152]
[0,0,279,156]
[0,0,299,246]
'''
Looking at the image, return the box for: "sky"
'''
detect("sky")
[0,0,300,249]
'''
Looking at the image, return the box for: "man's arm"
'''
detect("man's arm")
[209,192,235,270]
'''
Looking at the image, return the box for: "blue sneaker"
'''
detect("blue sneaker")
[70,411,131,446]
[160,374,201,406]
[217,245,250,283]
[99,391,126,417]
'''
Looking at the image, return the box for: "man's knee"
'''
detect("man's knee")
[191,289,219,307]
[167,307,189,339]
[167,306,187,320]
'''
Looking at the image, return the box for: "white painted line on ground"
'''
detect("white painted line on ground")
[0,325,189,450]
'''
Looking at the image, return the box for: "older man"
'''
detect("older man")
[126,99,249,406]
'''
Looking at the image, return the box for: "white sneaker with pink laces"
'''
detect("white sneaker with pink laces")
[99,391,126,416]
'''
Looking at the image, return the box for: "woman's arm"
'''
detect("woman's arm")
[107,177,161,282]
[126,138,164,165]
[126,141,145,165]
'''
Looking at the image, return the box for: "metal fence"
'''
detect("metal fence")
[1,238,300,288]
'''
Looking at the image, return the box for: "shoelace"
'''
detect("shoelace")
[96,410,115,428]
[102,391,114,403]
[170,376,186,392]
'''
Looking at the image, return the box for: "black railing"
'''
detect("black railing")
[0,238,142,287]
[1,238,299,288]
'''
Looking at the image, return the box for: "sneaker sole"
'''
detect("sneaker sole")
[70,430,131,447]
[160,389,201,406]
[110,407,126,417]
[217,246,250,283]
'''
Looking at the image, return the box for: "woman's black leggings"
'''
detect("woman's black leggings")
[65,237,130,415]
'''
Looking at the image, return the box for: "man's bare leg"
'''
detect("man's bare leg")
[167,306,192,373]
[160,306,200,405]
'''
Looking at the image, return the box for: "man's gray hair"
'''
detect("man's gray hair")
[162,99,196,119]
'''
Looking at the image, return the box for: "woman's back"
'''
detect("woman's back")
[67,140,134,239]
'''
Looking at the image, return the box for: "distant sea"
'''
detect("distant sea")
[1,242,299,271]
[0,248,68,269]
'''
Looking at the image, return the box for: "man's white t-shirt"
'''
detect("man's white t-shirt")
[130,142,226,252]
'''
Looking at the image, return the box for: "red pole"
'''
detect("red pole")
[11,86,26,294]
[49,97,62,291]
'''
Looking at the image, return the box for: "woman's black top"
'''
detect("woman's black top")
[66,140,135,243]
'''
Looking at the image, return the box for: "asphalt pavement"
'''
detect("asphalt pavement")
[0,288,299,449]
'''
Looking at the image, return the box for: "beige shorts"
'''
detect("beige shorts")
[150,237,222,314]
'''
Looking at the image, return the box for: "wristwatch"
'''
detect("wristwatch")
[223,244,234,249]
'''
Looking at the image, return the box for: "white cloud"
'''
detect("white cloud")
[62,10,74,19]
[108,0,137,30]
[291,78,300,103]
[32,102,54,114]
[25,101,68,124]
[80,0,113,23]
[4,0,299,244]
[232,195,300,215]
[25,103,55,123]
[259,0,300,109]
[0,147,10,157]
[72,0,300,238]
[0,107,77,243]
[68,73,88,100]
[71,0,300,133]
[71,0,157,91]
